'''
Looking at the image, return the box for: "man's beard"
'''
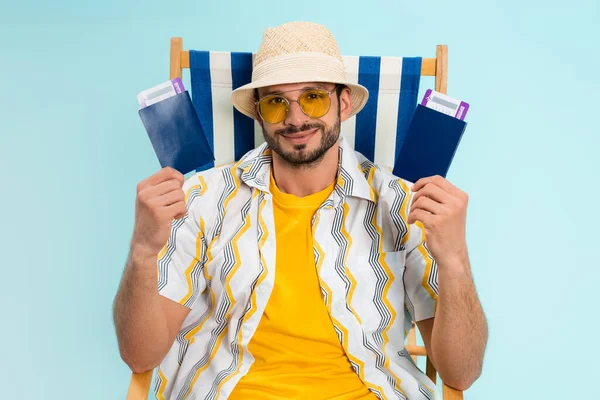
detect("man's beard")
[262,116,341,169]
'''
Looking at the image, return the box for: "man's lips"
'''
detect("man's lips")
[281,128,318,143]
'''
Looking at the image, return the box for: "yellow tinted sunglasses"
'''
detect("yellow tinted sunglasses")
[256,87,337,124]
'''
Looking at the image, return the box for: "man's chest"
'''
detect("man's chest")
[198,196,409,320]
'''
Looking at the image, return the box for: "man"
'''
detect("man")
[113,21,487,400]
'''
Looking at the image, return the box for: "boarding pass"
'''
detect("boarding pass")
[421,89,469,120]
[137,78,185,108]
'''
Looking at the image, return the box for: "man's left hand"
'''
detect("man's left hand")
[407,175,469,270]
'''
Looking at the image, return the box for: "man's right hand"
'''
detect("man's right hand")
[131,167,187,259]
[114,168,192,373]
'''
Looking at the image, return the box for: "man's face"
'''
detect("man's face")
[256,82,352,168]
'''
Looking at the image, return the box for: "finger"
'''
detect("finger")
[412,183,450,205]
[154,189,185,208]
[407,208,434,226]
[410,176,433,192]
[166,201,188,220]
[412,175,458,196]
[410,195,445,216]
[142,179,183,198]
[142,167,184,190]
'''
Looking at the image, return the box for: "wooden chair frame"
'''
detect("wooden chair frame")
[125,38,463,400]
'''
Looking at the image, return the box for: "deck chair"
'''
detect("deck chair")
[126,37,464,400]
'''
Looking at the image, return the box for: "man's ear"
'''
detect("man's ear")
[339,86,353,122]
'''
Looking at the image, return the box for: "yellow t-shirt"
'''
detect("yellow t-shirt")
[229,174,377,400]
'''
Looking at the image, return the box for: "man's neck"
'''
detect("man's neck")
[271,144,339,197]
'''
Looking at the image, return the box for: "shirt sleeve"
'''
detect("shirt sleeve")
[157,175,208,309]
[402,197,439,322]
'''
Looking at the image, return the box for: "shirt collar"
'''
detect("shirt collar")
[237,136,376,204]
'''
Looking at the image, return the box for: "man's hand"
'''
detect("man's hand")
[407,175,469,270]
[113,166,191,373]
[131,167,187,259]
[407,175,487,390]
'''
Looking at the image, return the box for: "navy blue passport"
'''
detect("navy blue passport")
[393,104,467,183]
[138,91,214,175]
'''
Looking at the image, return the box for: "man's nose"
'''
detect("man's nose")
[283,100,309,127]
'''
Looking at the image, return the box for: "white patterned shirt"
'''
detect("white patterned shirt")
[155,137,439,400]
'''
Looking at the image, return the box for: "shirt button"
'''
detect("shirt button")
[264,194,272,201]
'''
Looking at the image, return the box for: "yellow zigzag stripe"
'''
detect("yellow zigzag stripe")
[397,179,438,304]
[185,163,247,398]
[179,179,208,305]
[371,206,407,397]
[156,368,168,400]
[341,202,362,325]
[214,190,267,399]
[315,211,387,398]
[182,217,214,346]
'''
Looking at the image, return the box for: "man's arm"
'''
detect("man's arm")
[112,167,195,373]
[113,248,191,373]
[408,175,488,390]
[416,256,487,390]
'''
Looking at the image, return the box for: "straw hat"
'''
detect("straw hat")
[231,21,369,121]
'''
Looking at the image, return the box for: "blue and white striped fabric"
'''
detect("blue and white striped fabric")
[189,51,422,171]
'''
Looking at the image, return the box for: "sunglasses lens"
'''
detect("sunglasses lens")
[259,95,288,124]
[299,89,331,118]
[258,89,332,124]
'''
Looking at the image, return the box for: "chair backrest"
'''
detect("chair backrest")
[169,38,448,172]
[125,38,464,400]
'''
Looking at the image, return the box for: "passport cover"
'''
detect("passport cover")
[393,104,467,183]
[138,90,214,175]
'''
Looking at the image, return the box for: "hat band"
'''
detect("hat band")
[252,52,348,83]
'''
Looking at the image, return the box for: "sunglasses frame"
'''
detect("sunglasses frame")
[255,85,339,124]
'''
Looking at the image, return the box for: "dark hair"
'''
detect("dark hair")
[335,84,346,95]
[335,84,347,101]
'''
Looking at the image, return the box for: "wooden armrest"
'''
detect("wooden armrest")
[405,344,427,356]
[405,344,465,399]
[124,366,464,399]
[443,383,464,400]
[126,370,153,400]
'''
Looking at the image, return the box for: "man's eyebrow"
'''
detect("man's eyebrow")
[261,85,326,97]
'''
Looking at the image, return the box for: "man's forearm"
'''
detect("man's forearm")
[113,248,171,373]
[430,256,488,390]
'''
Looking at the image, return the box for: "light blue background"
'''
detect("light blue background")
[1,0,598,398]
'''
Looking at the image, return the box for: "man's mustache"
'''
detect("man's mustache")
[275,123,324,136]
